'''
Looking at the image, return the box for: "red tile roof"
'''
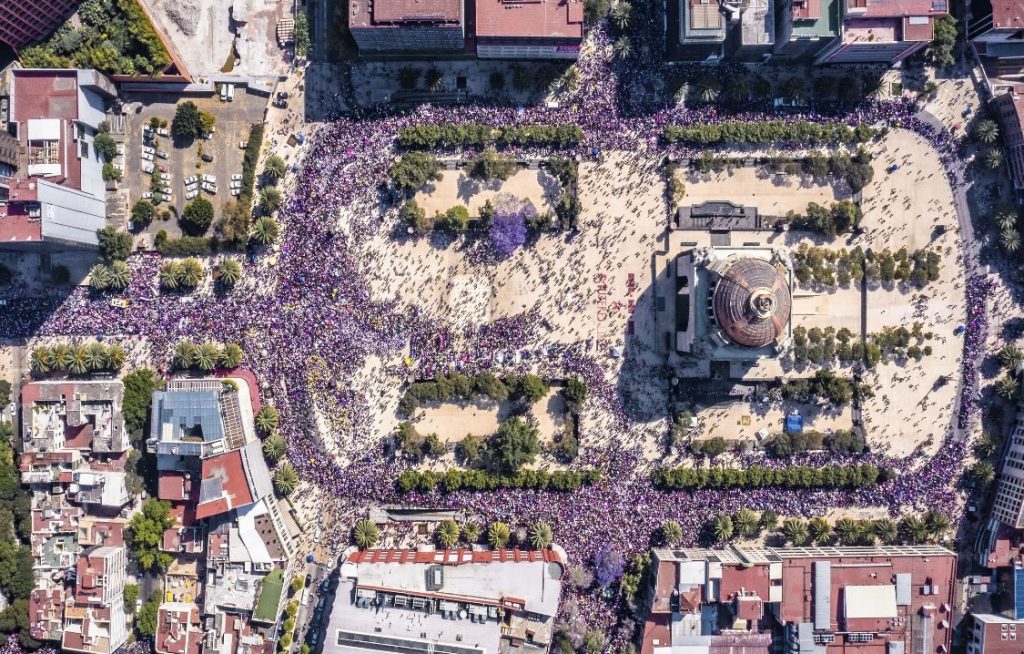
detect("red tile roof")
[845,0,946,18]
[349,547,563,565]
[992,0,1024,29]
[196,450,254,520]
[158,471,189,502]
[11,70,83,191]
[475,0,583,39]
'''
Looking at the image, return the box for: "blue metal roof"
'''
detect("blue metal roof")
[151,390,224,443]
[785,414,804,433]
[1015,568,1024,619]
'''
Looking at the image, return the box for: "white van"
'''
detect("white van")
[226,85,234,102]
[219,84,228,102]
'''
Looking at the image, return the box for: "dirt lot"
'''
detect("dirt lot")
[120,90,266,239]
[414,168,560,217]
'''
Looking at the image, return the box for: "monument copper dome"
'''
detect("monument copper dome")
[712,258,791,348]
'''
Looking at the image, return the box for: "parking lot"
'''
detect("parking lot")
[120,89,267,239]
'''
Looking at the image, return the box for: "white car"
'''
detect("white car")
[202,182,217,194]
[231,188,241,196]
[201,174,216,184]
[185,176,198,185]
[185,189,199,199]
[229,180,241,189]
[116,143,125,155]
[202,131,214,140]
[160,187,172,196]
[141,191,152,199]
[141,162,154,174]
[238,140,247,149]
[140,151,154,162]
[157,127,170,137]
[156,150,169,160]
[155,193,170,203]
[141,145,155,155]
[231,173,243,182]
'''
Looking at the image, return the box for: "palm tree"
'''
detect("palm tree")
[711,514,734,542]
[862,75,885,98]
[220,343,244,369]
[696,77,720,103]
[217,259,242,288]
[251,217,280,246]
[273,463,298,497]
[173,341,198,369]
[263,155,287,182]
[435,519,461,547]
[89,265,111,291]
[176,258,203,288]
[975,119,1000,145]
[105,344,126,371]
[462,521,481,543]
[971,460,996,487]
[1000,344,1024,371]
[725,73,750,104]
[925,511,951,539]
[985,147,1005,170]
[51,344,73,371]
[69,346,89,375]
[85,343,107,371]
[834,517,859,545]
[262,434,286,464]
[759,509,779,532]
[1001,226,1021,254]
[854,520,876,545]
[899,515,929,544]
[613,36,632,59]
[30,346,54,374]
[975,430,1000,458]
[661,519,683,546]
[783,77,807,104]
[733,509,759,538]
[808,516,832,544]
[488,521,511,548]
[782,518,809,546]
[107,261,131,291]
[256,406,280,433]
[610,1,632,30]
[259,187,283,214]
[995,207,1018,231]
[529,521,553,549]
[195,343,220,371]
[874,518,898,544]
[996,374,1020,400]
[426,68,444,92]
[353,519,379,548]
[159,262,180,289]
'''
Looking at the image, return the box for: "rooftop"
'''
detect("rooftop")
[844,0,946,19]
[475,0,583,39]
[251,568,284,624]
[196,449,255,520]
[349,0,463,28]
[21,379,126,454]
[992,0,1024,29]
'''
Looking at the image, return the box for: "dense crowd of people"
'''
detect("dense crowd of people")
[0,28,986,650]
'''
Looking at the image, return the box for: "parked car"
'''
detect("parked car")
[238,140,247,149]
[231,173,243,181]
[140,151,154,162]
[277,91,289,100]
[230,188,241,196]
[156,163,168,173]
[160,187,172,196]
[156,150,169,160]
[202,182,217,194]
[116,143,125,155]
[157,127,170,137]
[185,175,199,185]
[229,180,241,189]
[185,189,199,200]
[141,192,152,199]
[201,153,214,162]
[141,162,154,174]
[141,145,155,155]
[201,174,216,183]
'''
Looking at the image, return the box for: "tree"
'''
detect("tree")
[93,132,118,161]
[584,0,612,23]
[996,374,1020,400]
[176,258,203,288]
[195,342,219,371]
[256,405,280,433]
[926,511,951,539]
[488,417,540,474]
[90,264,112,291]
[353,519,379,548]
[97,226,133,261]
[438,205,470,232]
[182,197,215,235]
[399,67,420,90]
[390,152,442,192]
[426,67,443,92]
[975,119,1000,145]
[69,345,89,375]
[614,36,632,59]
[733,508,759,538]
[435,519,461,547]
[809,516,832,544]
[259,187,283,214]
[199,110,216,134]
[467,148,518,181]
[52,344,72,371]
[217,200,252,246]
[264,155,287,182]
[696,77,720,103]
[123,584,140,613]
[782,518,809,545]
[294,10,310,56]
[159,261,180,289]
[173,340,198,369]
[220,342,244,368]
[783,77,808,103]
[1000,343,1024,371]
[462,521,481,543]
[263,434,286,464]
[834,517,859,544]
[400,200,432,234]
[659,520,683,546]
[594,543,625,587]
[760,509,779,532]
[85,342,107,371]
[995,206,1018,231]
[985,147,1005,170]
[899,515,929,543]
[874,518,898,544]
[529,521,553,549]
[251,217,280,246]
[273,463,298,496]
[610,1,632,30]
[488,521,511,548]
[106,261,132,291]
[1000,226,1020,254]
[172,101,202,139]
[217,258,242,288]
[582,631,606,654]
[137,593,160,636]
[928,14,957,68]
[489,205,528,255]
[970,460,996,487]
[564,376,588,410]
[127,499,175,571]
[122,369,162,436]
[131,199,156,228]
[711,514,734,541]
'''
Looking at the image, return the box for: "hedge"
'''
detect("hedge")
[663,121,876,146]
[652,464,891,490]
[240,123,265,210]
[396,468,602,493]
[397,124,583,149]
[157,236,213,256]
